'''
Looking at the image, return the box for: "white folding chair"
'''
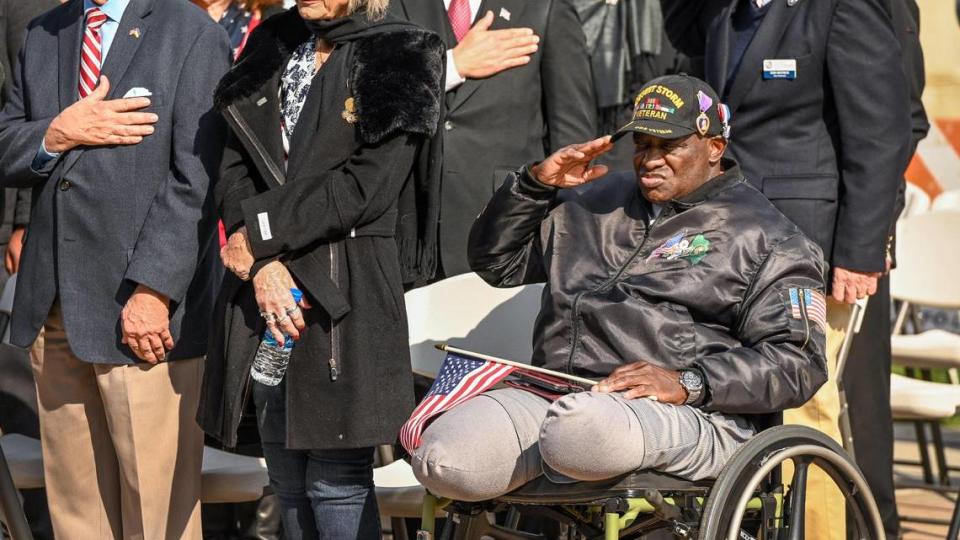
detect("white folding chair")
[0,433,270,504]
[406,272,543,378]
[375,273,543,534]
[199,447,269,504]
[932,190,960,212]
[903,181,932,217]
[888,211,960,492]
[890,211,960,373]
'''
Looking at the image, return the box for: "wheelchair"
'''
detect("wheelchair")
[405,275,882,539]
[415,424,882,539]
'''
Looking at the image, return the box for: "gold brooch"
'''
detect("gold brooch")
[129,27,141,39]
[341,97,357,124]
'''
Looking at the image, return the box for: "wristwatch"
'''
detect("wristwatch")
[679,370,705,405]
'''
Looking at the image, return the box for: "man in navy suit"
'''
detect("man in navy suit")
[0,0,230,537]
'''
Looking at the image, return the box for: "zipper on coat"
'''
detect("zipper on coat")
[566,210,667,374]
[798,289,811,352]
[329,242,341,381]
[232,362,254,447]
[224,105,286,187]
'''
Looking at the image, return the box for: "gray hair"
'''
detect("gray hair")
[348,0,389,20]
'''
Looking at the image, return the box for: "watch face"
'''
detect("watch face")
[681,370,704,391]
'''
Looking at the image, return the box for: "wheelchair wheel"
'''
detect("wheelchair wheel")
[697,425,883,540]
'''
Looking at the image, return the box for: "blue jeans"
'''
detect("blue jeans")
[254,382,381,539]
[261,444,381,540]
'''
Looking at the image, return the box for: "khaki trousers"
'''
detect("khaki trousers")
[32,304,203,540]
[783,299,850,540]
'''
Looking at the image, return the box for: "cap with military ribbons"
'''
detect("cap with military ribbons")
[613,74,731,141]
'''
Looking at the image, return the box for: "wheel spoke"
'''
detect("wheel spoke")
[787,458,812,540]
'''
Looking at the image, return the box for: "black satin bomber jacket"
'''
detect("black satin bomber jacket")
[467,159,828,415]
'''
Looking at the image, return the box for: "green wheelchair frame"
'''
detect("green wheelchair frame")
[414,425,883,540]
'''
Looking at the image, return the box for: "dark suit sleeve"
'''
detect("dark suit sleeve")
[826,0,911,273]
[0,40,57,188]
[895,0,929,154]
[12,187,29,226]
[216,130,258,236]
[123,24,231,303]
[467,168,553,287]
[696,234,828,414]
[3,0,56,94]
[541,0,597,149]
[241,134,422,260]
[659,0,708,60]
[887,0,928,266]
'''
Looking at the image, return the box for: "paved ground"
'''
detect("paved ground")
[895,424,960,539]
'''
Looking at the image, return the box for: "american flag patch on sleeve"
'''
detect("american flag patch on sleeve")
[789,288,827,332]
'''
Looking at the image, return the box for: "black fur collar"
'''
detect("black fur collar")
[214,10,444,143]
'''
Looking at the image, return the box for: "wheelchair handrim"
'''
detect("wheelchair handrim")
[723,444,884,540]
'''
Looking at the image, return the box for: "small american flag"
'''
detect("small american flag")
[399,353,517,452]
[789,288,827,332]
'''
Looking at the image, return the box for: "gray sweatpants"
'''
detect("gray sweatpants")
[411,388,755,502]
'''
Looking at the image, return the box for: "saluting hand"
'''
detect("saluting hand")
[43,76,158,154]
[531,136,614,188]
[592,361,688,405]
[452,11,540,79]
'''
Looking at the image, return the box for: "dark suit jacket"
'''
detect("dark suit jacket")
[391,0,597,276]
[886,0,928,266]
[664,0,912,274]
[0,0,58,247]
[0,0,58,100]
[0,0,231,364]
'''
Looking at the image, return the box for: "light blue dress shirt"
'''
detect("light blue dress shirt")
[33,0,133,170]
[84,0,132,60]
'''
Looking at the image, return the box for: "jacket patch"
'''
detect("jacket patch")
[788,288,827,332]
[647,230,711,265]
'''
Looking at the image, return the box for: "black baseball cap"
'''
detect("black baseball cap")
[613,74,731,141]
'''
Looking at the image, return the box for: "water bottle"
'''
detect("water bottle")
[250,288,303,386]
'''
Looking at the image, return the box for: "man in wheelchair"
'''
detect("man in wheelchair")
[411,75,828,504]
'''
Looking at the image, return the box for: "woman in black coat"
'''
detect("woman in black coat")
[198,0,443,536]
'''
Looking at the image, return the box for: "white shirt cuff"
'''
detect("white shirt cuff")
[41,140,60,159]
[31,139,61,172]
[445,49,466,92]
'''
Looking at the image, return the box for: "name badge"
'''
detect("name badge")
[762,59,797,80]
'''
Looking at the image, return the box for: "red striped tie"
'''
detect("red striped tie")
[447,0,471,42]
[79,7,108,99]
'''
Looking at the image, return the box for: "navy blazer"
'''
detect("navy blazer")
[663,0,912,275]
[0,0,231,364]
[390,0,597,277]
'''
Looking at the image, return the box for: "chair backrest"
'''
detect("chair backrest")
[932,190,960,212]
[890,210,960,309]
[405,273,544,378]
[903,182,932,217]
